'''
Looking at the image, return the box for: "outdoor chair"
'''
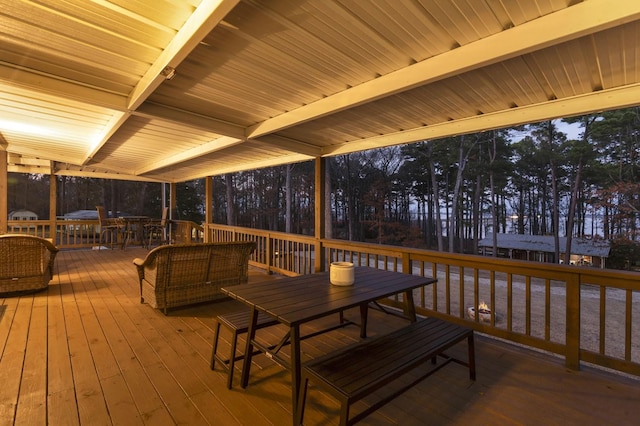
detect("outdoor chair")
[0,234,59,295]
[144,206,169,248]
[96,206,123,249]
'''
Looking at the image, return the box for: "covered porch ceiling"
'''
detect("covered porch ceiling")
[1,0,639,183]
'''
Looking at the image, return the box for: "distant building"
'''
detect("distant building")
[478,233,610,268]
[62,210,101,236]
[63,210,98,220]
[62,209,130,220]
[8,209,38,220]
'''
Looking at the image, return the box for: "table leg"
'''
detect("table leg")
[359,303,368,338]
[290,325,301,414]
[404,290,417,322]
[240,307,259,388]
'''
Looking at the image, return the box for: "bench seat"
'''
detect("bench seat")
[211,309,280,389]
[295,317,475,426]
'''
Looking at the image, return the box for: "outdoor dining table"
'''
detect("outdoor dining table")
[118,215,149,247]
[221,266,436,414]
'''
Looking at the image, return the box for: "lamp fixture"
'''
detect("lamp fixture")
[161,66,176,80]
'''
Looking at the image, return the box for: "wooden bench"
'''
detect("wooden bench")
[210,309,280,389]
[295,317,475,426]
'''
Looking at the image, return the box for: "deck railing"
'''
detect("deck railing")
[205,223,640,378]
[6,220,639,377]
[207,224,315,276]
[7,219,203,248]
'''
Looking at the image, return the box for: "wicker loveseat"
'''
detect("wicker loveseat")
[0,234,59,295]
[133,241,256,314]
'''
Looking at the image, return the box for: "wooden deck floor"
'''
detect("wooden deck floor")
[1,247,639,425]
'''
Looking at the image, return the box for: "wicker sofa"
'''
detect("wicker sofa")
[133,241,256,314]
[0,234,59,295]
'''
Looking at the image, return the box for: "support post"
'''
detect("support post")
[49,171,57,241]
[169,182,177,243]
[205,176,213,242]
[0,149,7,234]
[314,157,326,272]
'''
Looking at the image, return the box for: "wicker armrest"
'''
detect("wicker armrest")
[133,257,146,280]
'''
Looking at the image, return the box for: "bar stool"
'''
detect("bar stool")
[211,309,279,389]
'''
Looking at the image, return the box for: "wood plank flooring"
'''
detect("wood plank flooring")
[1,247,639,425]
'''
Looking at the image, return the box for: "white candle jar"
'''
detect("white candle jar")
[330,262,355,286]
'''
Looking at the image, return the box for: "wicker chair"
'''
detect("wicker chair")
[133,241,256,314]
[0,234,59,295]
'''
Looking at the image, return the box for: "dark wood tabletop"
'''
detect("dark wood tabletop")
[223,267,435,326]
[221,266,436,419]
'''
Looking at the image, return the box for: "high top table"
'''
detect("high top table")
[221,267,436,416]
[118,215,149,248]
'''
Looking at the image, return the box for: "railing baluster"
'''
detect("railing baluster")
[600,285,606,355]
[625,288,632,361]
[459,266,465,319]
[490,270,496,327]
[526,276,531,336]
[545,278,551,341]
[200,224,640,377]
[473,268,480,323]
[507,273,513,332]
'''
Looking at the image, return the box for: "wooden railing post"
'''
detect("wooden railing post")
[402,252,411,275]
[565,274,581,370]
[316,239,326,272]
[267,232,274,274]
[0,149,7,234]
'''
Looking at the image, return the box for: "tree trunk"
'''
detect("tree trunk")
[565,160,583,260]
[324,160,332,238]
[286,164,292,234]
[225,173,236,226]
[428,144,444,251]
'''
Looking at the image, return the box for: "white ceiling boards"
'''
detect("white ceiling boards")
[1,0,639,182]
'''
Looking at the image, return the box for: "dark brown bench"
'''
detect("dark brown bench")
[295,317,475,426]
[210,309,279,389]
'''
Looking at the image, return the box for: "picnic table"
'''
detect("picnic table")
[221,267,436,416]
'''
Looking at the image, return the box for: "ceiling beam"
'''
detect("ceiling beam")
[246,0,640,139]
[135,136,243,175]
[7,155,51,167]
[8,164,52,174]
[75,0,240,173]
[254,135,323,157]
[53,169,162,182]
[82,111,129,165]
[127,0,240,111]
[178,153,314,181]
[323,83,640,156]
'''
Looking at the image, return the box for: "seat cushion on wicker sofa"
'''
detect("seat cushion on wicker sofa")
[0,234,59,295]
[133,241,256,313]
